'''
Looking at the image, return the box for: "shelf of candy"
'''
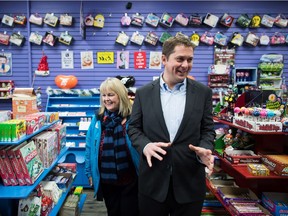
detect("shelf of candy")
[262,192,288,216]
[259,153,288,176]
[233,67,258,86]
[228,201,272,216]
[0,112,60,144]
[258,54,284,79]
[233,104,285,133]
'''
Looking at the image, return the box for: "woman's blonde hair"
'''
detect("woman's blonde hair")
[98,77,132,118]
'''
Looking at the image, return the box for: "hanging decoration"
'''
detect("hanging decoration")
[35,52,50,76]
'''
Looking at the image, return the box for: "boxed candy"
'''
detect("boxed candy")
[260,154,288,176]
[224,150,261,164]
[217,187,260,205]
[262,192,288,216]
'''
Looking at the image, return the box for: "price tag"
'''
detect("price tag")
[79,122,91,131]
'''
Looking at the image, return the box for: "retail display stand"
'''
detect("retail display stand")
[46,88,100,187]
[0,120,77,216]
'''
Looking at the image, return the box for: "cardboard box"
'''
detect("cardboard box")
[12,88,38,118]
[224,150,261,164]
[260,154,288,176]
[217,187,260,205]
[60,194,80,216]
[262,192,288,216]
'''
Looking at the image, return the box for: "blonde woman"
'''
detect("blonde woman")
[85,77,139,216]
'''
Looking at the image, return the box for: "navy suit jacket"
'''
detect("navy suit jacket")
[128,78,215,203]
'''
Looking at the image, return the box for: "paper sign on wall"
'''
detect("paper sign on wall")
[81,51,94,69]
[117,51,129,69]
[134,51,146,69]
[97,51,114,64]
[61,50,74,69]
[149,51,162,69]
[0,53,12,76]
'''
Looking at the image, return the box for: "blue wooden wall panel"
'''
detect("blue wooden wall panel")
[0,1,288,110]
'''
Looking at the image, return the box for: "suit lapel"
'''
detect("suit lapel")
[151,80,170,140]
[173,80,197,142]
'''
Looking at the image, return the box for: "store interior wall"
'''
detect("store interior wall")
[0,1,287,110]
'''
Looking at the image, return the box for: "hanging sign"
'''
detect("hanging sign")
[0,53,12,76]
[134,51,146,69]
[149,51,162,69]
[81,51,94,69]
[97,51,114,64]
[61,50,74,69]
[117,51,129,69]
[214,46,235,66]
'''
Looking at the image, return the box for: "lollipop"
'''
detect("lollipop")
[260,109,267,121]
[240,107,246,116]
[252,108,260,121]
[266,110,275,121]
[234,107,241,117]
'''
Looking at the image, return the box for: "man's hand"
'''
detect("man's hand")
[143,142,171,167]
[189,144,214,175]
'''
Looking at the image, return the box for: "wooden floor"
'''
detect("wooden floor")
[81,189,107,216]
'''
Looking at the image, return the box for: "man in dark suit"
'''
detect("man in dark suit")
[128,35,215,216]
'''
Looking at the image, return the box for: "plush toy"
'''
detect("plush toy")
[35,54,50,76]
[116,75,135,88]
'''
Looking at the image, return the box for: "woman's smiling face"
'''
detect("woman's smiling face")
[101,89,120,112]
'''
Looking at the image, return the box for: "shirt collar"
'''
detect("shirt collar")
[160,73,187,92]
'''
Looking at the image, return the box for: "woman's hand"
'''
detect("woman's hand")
[89,177,93,186]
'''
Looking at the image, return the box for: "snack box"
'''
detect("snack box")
[19,115,40,135]
[262,192,288,216]
[12,88,38,117]
[260,154,288,176]
[0,146,18,185]
[217,187,260,205]
[224,150,261,164]
[229,201,272,216]
[247,163,270,176]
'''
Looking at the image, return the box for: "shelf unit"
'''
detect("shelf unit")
[46,93,100,148]
[208,117,288,215]
[212,117,288,195]
[0,121,79,216]
[46,89,101,188]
